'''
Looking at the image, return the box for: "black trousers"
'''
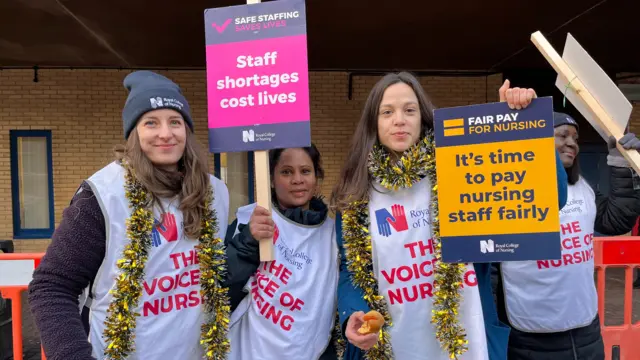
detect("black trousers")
[507,316,605,360]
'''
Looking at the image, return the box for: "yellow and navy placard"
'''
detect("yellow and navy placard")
[434,96,561,263]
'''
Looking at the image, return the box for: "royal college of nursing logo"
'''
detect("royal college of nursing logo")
[242,129,254,143]
[480,239,495,254]
[374,204,409,237]
[241,129,276,143]
[151,212,179,248]
[273,223,312,270]
[149,97,184,110]
[150,97,163,109]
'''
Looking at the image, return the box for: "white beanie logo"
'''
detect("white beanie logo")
[122,71,193,139]
[149,97,184,111]
[150,97,163,109]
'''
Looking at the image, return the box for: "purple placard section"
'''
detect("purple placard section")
[204,0,306,45]
[204,0,310,153]
[208,121,310,153]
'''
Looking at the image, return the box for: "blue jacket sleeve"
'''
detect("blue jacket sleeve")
[475,263,510,360]
[336,212,368,360]
[556,149,568,209]
[336,212,370,328]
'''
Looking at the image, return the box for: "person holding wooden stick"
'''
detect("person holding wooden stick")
[27,71,232,360]
[224,144,341,359]
[330,72,568,360]
[495,112,640,360]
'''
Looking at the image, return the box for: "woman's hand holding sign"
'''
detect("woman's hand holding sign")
[250,206,275,242]
[499,79,537,110]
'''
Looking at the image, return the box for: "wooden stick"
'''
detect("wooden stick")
[530,31,640,174]
[246,0,274,261]
[254,150,274,261]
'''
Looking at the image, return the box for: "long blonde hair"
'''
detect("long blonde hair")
[114,128,211,238]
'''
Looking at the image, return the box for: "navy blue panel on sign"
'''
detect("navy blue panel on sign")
[441,232,561,263]
[208,121,311,153]
[434,97,554,148]
[204,0,306,46]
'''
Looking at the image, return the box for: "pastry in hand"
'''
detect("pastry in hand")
[357,310,385,334]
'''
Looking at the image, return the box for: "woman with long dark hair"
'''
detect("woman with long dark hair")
[28,71,232,360]
[331,72,568,359]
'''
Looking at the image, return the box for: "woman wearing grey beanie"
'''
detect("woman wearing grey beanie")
[28,70,234,360]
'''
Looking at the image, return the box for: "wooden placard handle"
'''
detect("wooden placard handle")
[244,0,275,262]
[530,31,640,175]
[254,150,275,261]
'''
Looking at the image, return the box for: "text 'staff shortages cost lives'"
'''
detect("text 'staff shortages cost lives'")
[204,0,311,153]
[434,97,561,263]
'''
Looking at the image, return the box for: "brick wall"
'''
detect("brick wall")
[618,73,640,134]
[0,69,503,252]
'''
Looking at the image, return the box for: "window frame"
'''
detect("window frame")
[213,151,255,204]
[10,130,55,239]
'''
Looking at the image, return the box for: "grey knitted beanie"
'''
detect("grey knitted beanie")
[121,70,193,139]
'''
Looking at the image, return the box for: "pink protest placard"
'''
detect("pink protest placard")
[204,0,310,153]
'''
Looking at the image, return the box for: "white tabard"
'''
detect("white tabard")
[501,177,598,332]
[369,177,488,360]
[83,161,230,360]
[228,203,339,360]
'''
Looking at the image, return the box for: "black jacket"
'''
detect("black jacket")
[492,165,640,359]
[222,197,338,360]
[591,166,640,235]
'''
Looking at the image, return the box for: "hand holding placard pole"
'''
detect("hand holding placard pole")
[246,0,275,262]
[255,150,274,261]
[530,31,640,174]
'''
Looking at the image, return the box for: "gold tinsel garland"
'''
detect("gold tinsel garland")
[102,161,230,359]
[195,185,231,359]
[342,199,393,359]
[333,311,346,359]
[367,137,431,190]
[342,133,468,359]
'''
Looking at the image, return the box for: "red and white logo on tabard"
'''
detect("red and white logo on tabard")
[272,222,313,270]
[152,212,178,248]
[374,204,409,237]
[273,223,280,244]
